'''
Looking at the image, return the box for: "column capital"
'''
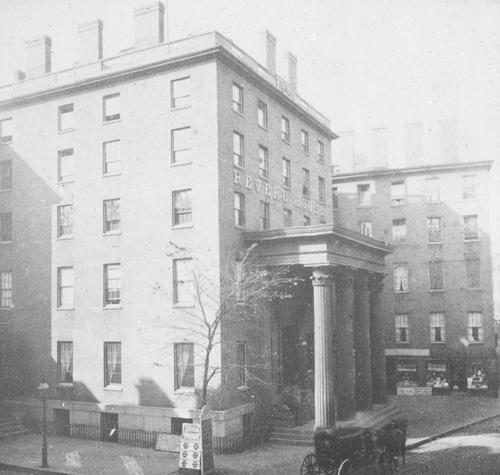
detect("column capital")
[311,268,333,286]
[368,272,386,292]
[354,271,370,290]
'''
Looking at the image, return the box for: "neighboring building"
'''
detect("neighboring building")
[333,160,498,394]
[0,2,395,443]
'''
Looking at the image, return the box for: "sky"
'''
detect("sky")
[0,0,499,237]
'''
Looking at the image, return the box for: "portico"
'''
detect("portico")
[244,224,393,429]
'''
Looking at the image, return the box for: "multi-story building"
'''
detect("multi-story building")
[0,2,395,442]
[333,160,498,394]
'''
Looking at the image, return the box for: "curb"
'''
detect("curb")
[406,411,500,450]
[0,462,71,475]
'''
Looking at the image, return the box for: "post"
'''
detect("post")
[41,394,48,467]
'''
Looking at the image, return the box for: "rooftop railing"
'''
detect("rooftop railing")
[0,32,330,129]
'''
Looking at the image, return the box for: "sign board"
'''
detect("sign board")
[200,405,215,475]
[179,423,201,474]
[155,433,180,452]
[397,387,415,396]
[414,387,432,396]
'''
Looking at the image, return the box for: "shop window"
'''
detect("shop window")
[464,215,479,241]
[425,177,440,202]
[467,312,483,342]
[257,100,268,129]
[393,264,409,292]
[426,361,449,388]
[395,314,409,342]
[103,94,120,122]
[391,181,405,206]
[174,342,194,390]
[430,313,446,342]
[57,341,73,383]
[396,361,417,387]
[392,218,406,243]
[427,217,442,243]
[171,77,190,108]
[357,184,370,206]
[468,364,487,389]
[359,221,372,238]
[429,261,444,291]
[232,83,244,114]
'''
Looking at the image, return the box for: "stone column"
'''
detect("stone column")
[334,270,356,420]
[370,276,387,404]
[354,273,373,411]
[312,268,336,429]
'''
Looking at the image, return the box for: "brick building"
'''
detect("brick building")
[0,2,396,443]
[333,159,498,394]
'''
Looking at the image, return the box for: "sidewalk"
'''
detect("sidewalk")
[1,394,499,475]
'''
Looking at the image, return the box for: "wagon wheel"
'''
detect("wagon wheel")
[300,453,320,475]
[376,451,390,474]
[337,459,353,475]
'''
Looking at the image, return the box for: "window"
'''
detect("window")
[232,83,243,114]
[58,342,73,383]
[0,212,12,242]
[104,342,122,386]
[391,181,405,206]
[257,100,267,128]
[233,132,244,168]
[392,218,407,243]
[0,161,12,190]
[357,184,371,206]
[0,271,12,308]
[0,118,13,144]
[58,148,74,182]
[429,261,444,291]
[466,259,481,289]
[281,116,290,142]
[58,104,74,131]
[175,342,194,390]
[236,341,246,386]
[394,263,409,292]
[173,189,192,226]
[318,177,326,204]
[317,140,324,164]
[57,267,74,308]
[462,175,476,200]
[172,127,191,164]
[259,146,269,179]
[57,205,73,238]
[103,140,121,175]
[103,199,120,233]
[234,192,245,227]
[427,217,442,243]
[282,158,291,188]
[260,201,269,231]
[302,168,310,197]
[425,178,440,202]
[467,312,483,342]
[284,208,292,227]
[104,264,121,306]
[430,313,445,343]
[173,258,193,305]
[395,314,409,342]
[103,94,120,122]
[359,221,372,238]
[303,215,311,226]
[464,215,479,241]
[332,188,338,210]
[171,77,190,108]
[301,130,309,154]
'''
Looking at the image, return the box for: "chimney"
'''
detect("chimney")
[404,122,422,168]
[286,52,297,90]
[79,19,103,64]
[440,119,458,164]
[134,1,165,50]
[25,36,51,79]
[262,30,276,75]
[371,127,388,169]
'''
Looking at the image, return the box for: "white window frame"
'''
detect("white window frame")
[171,77,190,109]
[58,148,74,183]
[103,94,120,122]
[302,168,310,197]
[427,217,442,243]
[58,104,74,131]
[232,83,244,114]
[391,181,406,206]
[0,271,12,308]
[281,116,290,142]
[394,263,409,292]
[103,199,121,234]
[104,264,121,306]
[57,267,74,309]
[234,192,245,228]
[57,205,73,238]
[259,145,269,179]
[392,218,407,243]
[174,342,195,390]
[395,314,409,343]
[425,177,440,202]
[103,140,121,175]
[58,341,74,383]
[233,132,244,168]
[172,189,192,227]
[257,100,268,129]
[104,342,122,386]
[171,127,192,165]
[317,140,325,164]
[282,157,291,189]
[301,130,309,154]
[173,258,193,306]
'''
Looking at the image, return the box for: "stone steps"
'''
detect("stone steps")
[0,408,29,439]
[269,426,314,446]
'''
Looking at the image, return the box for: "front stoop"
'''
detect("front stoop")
[0,406,29,439]
[269,426,315,446]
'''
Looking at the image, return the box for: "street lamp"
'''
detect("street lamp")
[37,377,49,468]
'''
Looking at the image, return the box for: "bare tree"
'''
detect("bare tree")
[163,241,298,408]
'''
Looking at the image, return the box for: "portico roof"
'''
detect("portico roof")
[244,224,393,274]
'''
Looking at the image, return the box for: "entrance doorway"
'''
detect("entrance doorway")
[54,409,70,437]
[282,325,299,386]
[450,359,467,391]
[100,412,118,443]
